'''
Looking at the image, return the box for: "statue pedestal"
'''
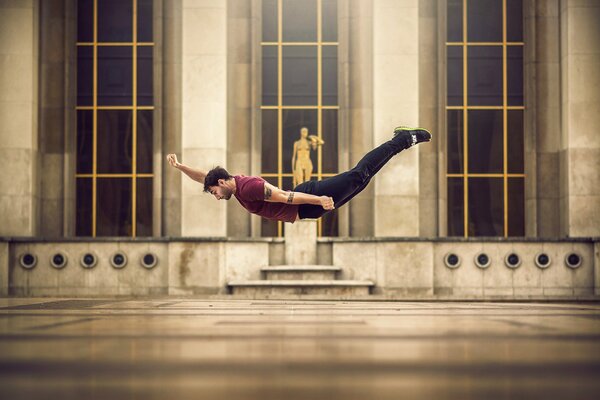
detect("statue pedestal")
[284,220,317,265]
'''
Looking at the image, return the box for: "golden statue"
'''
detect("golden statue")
[291,126,325,187]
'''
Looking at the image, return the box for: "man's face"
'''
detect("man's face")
[208,181,233,200]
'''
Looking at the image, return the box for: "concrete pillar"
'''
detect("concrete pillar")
[0,0,40,237]
[285,220,317,265]
[595,241,600,296]
[181,0,227,236]
[0,241,7,296]
[373,0,420,236]
[348,0,374,236]
[39,0,66,237]
[163,1,183,236]
[559,1,600,237]
[528,0,561,237]
[226,0,252,237]
[418,0,439,237]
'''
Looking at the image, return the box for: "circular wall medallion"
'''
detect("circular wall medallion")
[50,252,68,269]
[504,252,522,269]
[80,252,98,269]
[565,253,582,269]
[444,253,461,269]
[474,252,491,269]
[534,252,552,269]
[141,253,158,269]
[110,252,128,269]
[19,253,37,270]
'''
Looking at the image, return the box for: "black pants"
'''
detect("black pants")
[294,133,413,219]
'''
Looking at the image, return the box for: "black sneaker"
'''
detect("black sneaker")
[393,126,432,147]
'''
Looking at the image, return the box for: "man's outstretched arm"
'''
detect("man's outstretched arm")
[166,154,207,184]
[263,181,334,210]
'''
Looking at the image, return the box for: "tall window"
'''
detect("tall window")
[446,0,524,237]
[76,0,154,237]
[261,0,339,237]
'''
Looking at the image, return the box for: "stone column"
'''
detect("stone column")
[39,0,66,237]
[373,0,420,237]
[163,1,183,236]
[181,0,227,236]
[418,0,439,237]
[0,0,39,237]
[528,0,561,237]
[595,240,600,296]
[0,241,7,296]
[226,0,252,237]
[559,1,600,237]
[285,220,317,265]
[348,0,374,236]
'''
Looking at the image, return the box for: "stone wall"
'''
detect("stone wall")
[372,0,420,236]
[0,0,39,236]
[559,1,600,237]
[3,237,598,299]
[180,0,227,236]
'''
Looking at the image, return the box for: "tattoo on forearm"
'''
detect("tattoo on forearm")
[264,187,272,200]
[287,192,295,204]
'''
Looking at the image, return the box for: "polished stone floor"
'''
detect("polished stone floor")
[1,298,600,399]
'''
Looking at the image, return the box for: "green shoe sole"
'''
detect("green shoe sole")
[393,126,432,135]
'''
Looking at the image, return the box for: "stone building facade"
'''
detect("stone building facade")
[0,0,598,298]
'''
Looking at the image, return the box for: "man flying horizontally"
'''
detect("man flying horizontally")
[166,126,431,223]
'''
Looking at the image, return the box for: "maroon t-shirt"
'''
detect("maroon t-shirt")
[233,175,299,223]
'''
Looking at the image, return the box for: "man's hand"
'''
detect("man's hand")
[320,196,335,210]
[166,154,181,169]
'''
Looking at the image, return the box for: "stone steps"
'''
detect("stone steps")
[261,265,341,280]
[226,221,375,298]
[228,279,375,296]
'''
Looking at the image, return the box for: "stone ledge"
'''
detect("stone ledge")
[1,237,285,244]
[318,237,600,243]
[261,266,342,272]
[228,280,374,287]
[3,237,598,244]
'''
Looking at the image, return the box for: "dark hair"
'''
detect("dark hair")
[203,166,233,192]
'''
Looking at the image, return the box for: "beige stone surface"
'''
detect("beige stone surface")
[181,4,227,237]
[2,299,599,399]
[285,220,317,265]
[568,195,600,237]
[0,241,7,295]
[182,194,227,236]
[537,152,559,198]
[382,242,433,291]
[374,8,418,56]
[0,196,33,236]
[168,242,223,294]
[569,148,600,196]
[374,195,419,237]
[183,0,226,9]
[225,242,268,283]
[182,8,226,56]
[449,243,486,289]
[596,242,600,295]
[560,2,600,237]
[572,242,595,288]
[0,101,34,148]
[511,244,543,288]
[181,100,227,148]
[0,6,33,55]
[567,6,600,55]
[373,0,419,237]
[333,242,378,281]
[375,149,419,196]
[482,244,514,288]
[540,244,575,288]
[0,0,37,237]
